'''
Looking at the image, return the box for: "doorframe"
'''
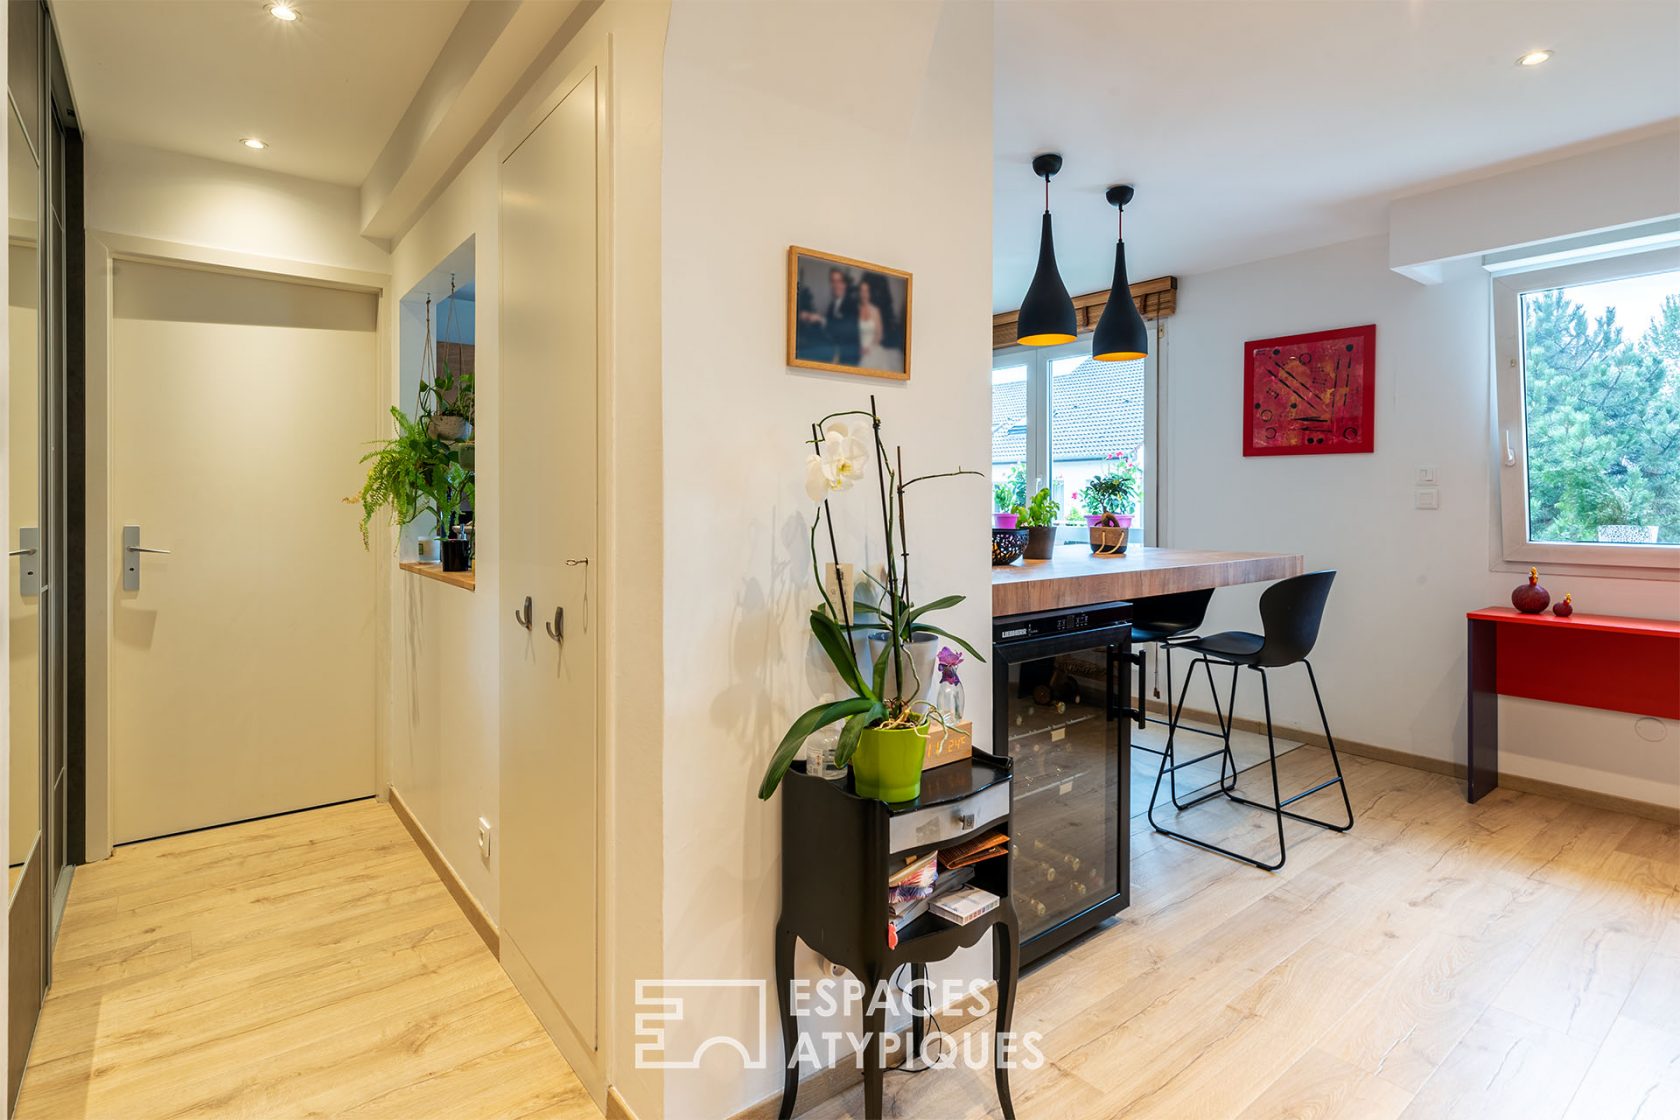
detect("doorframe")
[82,231,392,859]
[492,40,613,1106]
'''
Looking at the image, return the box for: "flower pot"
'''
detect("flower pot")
[440,537,472,572]
[866,631,939,703]
[992,527,1028,566]
[1113,513,1134,529]
[1024,525,1056,560]
[992,512,1019,530]
[1088,523,1128,555]
[851,723,930,803]
[427,415,473,442]
[1085,514,1105,527]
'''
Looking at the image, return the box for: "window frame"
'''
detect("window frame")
[992,332,1160,546]
[1492,246,1680,572]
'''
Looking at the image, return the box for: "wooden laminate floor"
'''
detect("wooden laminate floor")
[808,747,1680,1119]
[13,799,597,1120]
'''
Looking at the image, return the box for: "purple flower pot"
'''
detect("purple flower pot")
[993,512,1019,530]
[1085,514,1105,527]
[1114,514,1134,529]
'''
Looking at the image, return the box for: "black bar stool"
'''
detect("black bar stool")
[1124,588,1239,809]
[1147,571,1353,870]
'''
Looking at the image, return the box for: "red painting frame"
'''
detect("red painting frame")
[1242,324,1376,457]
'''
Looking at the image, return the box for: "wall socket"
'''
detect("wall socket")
[477,817,493,861]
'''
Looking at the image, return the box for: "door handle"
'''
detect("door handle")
[11,527,41,597]
[545,607,564,642]
[514,596,533,629]
[122,525,171,591]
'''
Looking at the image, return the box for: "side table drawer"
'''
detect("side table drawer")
[889,783,1009,854]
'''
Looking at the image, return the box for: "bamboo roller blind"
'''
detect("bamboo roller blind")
[992,275,1177,350]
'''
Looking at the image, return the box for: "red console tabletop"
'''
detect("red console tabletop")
[1465,607,1680,802]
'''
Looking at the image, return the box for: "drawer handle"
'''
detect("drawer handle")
[955,810,977,831]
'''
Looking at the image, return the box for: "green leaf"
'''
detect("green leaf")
[909,622,986,663]
[833,702,886,769]
[810,610,871,699]
[757,696,877,799]
[903,594,964,626]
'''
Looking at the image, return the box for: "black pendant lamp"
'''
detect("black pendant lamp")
[1016,153,1078,346]
[1092,184,1148,362]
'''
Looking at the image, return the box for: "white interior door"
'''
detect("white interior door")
[108,261,378,843]
[499,68,600,1051]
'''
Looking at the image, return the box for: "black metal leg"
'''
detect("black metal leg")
[1305,660,1355,831]
[862,969,886,1120]
[993,907,1019,1120]
[776,923,799,1119]
[908,962,928,1069]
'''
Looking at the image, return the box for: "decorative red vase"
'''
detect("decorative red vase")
[1511,567,1550,614]
[1552,593,1574,618]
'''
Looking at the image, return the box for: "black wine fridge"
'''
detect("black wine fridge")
[992,601,1139,964]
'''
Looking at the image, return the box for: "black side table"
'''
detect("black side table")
[774,753,1020,1119]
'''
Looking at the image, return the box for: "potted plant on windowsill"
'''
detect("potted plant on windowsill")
[348,405,474,571]
[1013,487,1060,560]
[757,398,985,805]
[1079,452,1140,529]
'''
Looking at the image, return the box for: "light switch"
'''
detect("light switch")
[1415,488,1440,510]
[1416,466,1436,485]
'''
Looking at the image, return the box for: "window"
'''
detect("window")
[992,336,1158,546]
[1493,247,1680,569]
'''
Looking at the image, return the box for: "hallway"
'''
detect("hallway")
[13,801,595,1120]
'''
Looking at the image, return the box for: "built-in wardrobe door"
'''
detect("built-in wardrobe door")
[498,66,601,1058]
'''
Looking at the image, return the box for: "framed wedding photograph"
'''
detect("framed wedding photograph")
[787,247,912,380]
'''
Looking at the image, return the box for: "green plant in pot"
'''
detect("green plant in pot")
[757,398,985,805]
[349,405,475,570]
[1013,487,1060,560]
[1079,453,1139,527]
[422,358,475,444]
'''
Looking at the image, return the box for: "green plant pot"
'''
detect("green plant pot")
[852,724,929,803]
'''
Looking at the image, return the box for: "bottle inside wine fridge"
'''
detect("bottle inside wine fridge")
[992,601,1136,963]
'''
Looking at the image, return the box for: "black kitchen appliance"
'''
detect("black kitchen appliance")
[992,601,1141,963]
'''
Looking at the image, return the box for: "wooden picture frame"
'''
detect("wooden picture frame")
[1243,324,1376,456]
[787,246,912,381]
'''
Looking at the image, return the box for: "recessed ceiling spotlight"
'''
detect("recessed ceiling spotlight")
[267,3,299,21]
[240,137,268,150]
[1516,49,1553,67]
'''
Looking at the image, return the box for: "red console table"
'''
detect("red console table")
[1466,607,1680,802]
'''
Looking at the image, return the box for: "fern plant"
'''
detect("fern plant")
[349,406,473,547]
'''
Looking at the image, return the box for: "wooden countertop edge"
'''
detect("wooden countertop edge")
[399,560,476,591]
[992,550,1303,615]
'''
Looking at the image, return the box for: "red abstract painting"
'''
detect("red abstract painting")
[1243,325,1376,456]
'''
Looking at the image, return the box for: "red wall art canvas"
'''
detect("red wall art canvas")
[1243,324,1376,456]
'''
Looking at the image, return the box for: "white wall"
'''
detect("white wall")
[659,2,994,1115]
[85,139,389,274]
[386,145,503,917]
[381,2,669,1113]
[1163,234,1679,806]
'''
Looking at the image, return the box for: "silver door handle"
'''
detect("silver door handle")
[13,527,41,597]
[122,525,170,591]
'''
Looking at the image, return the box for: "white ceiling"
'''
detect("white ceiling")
[51,0,468,186]
[994,0,1680,310]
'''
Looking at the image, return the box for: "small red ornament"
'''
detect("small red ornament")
[1552,593,1574,618]
[1511,567,1550,614]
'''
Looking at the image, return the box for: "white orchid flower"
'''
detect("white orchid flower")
[804,420,870,502]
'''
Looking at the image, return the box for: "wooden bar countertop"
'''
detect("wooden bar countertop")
[992,545,1304,617]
